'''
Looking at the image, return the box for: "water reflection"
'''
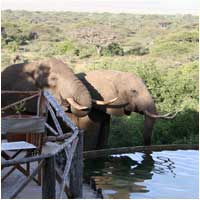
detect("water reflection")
[84,150,199,199]
[84,151,177,198]
[154,156,176,177]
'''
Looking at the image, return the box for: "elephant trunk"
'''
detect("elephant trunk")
[143,103,156,146]
[143,98,177,145]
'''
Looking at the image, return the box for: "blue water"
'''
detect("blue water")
[84,150,199,199]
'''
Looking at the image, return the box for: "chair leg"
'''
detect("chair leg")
[1,166,16,182]
[26,162,30,176]
[38,161,42,186]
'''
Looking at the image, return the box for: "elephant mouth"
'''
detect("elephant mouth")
[59,93,90,111]
[66,97,89,111]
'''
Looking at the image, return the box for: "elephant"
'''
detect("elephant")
[1,58,93,117]
[68,70,177,150]
[1,58,117,117]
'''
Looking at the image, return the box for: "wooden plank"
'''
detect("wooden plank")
[2,116,45,134]
[1,141,36,151]
[43,90,78,132]
[9,160,45,199]
[1,140,79,167]
[2,166,16,181]
[55,166,73,198]
[1,154,50,168]
[43,91,80,173]
[83,144,199,159]
[43,132,72,142]
[1,93,39,111]
[58,137,79,199]
[36,90,42,116]
[45,92,77,163]
[46,102,63,135]
[69,130,84,198]
[1,90,39,94]
[45,123,59,136]
[42,156,56,199]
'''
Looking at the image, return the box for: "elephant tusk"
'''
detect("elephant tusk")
[66,97,89,110]
[144,110,178,119]
[92,97,118,105]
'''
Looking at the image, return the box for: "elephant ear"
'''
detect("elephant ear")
[33,63,51,88]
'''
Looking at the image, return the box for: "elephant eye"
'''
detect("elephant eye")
[131,89,137,93]
[51,77,57,81]
[48,75,58,87]
[131,89,138,96]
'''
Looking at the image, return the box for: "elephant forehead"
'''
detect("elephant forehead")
[31,58,74,77]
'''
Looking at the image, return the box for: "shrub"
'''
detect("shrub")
[126,43,149,56]
[151,31,199,59]
[55,40,74,54]
[74,49,80,56]
[102,42,124,56]
[7,41,19,52]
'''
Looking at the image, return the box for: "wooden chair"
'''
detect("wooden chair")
[1,115,46,185]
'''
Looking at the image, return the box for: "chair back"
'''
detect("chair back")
[1,115,46,154]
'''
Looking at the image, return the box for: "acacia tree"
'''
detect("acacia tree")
[72,26,119,56]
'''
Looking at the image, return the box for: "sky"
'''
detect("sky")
[1,0,199,15]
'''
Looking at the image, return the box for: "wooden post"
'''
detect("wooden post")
[69,130,84,198]
[42,156,56,199]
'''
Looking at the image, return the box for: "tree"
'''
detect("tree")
[72,26,120,56]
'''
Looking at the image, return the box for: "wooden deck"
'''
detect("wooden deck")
[1,162,97,199]
[1,90,86,198]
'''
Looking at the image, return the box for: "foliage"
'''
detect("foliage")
[14,102,26,114]
[74,49,80,56]
[125,43,149,56]
[151,30,199,60]
[6,41,19,52]
[102,42,124,56]
[55,40,74,55]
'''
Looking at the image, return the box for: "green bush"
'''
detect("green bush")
[151,31,199,59]
[109,114,144,147]
[74,49,80,56]
[7,41,19,52]
[55,40,74,54]
[125,43,149,56]
[102,42,124,56]
[109,109,198,147]
[165,31,199,43]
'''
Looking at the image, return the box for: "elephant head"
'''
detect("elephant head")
[2,58,92,117]
[79,70,177,145]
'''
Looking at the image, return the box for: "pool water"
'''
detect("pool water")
[84,150,199,199]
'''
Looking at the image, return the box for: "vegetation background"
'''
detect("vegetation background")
[1,10,199,147]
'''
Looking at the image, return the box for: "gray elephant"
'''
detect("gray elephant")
[1,58,91,117]
[1,58,116,117]
[69,70,176,150]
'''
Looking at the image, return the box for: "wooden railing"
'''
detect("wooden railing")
[1,90,83,199]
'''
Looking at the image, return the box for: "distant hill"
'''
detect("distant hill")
[1,10,199,69]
